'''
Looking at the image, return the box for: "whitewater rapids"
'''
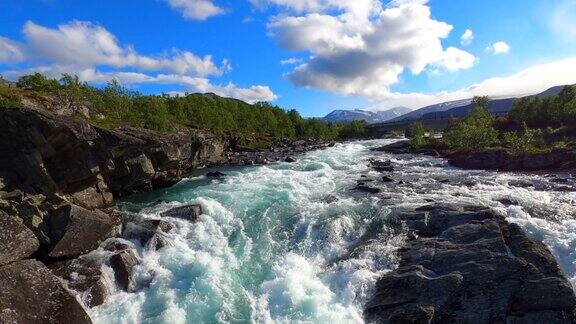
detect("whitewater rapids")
[88,139,576,324]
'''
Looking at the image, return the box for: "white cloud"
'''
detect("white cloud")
[486,41,510,55]
[164,0,224,20]
[259,0,475,98]
[0,20,277,103]
[17,21,227,76]
[369,56,576,110]
[0,37,24,63]
[280,57,303,65]
[460,29,474,46]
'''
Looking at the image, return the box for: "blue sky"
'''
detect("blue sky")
[1,0,575,117]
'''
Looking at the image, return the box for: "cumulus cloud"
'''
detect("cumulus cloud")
[460,29,474,46]
[164,0,224,20]
[0,20,277,103]
[0,37,24,63]
[486,41,510,55]
[16,21,227,76]
[260,0,476,98]
[369,57,576,110]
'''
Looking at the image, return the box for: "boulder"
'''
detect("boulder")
[354,184,381,194]
[49,257,109,308]
[382,176,394,183]
[110,249,139,292]
[161,204,203,222]
[370,141,411,154]
[285,157,297,163]
[123,214,174,249]
[0,259,91,323]
[364,204,576,323]
[0,210,40,266]
[48,204,120,259]
[206,171,226,178]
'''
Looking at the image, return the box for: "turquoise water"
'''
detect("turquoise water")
[88,140,576,323]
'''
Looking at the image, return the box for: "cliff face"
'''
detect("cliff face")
[0,107,228,323]
[0,108,228,207]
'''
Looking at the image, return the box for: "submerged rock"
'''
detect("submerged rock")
[206,171,226,178]
[161,204,203,222]
[355,184,382,194]
[365,204,576,323]
[285,157,297,163]
[123,214,174,249]
[0,259,91,323]
[110,249,139,292]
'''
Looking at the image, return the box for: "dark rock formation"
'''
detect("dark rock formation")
[123,214,174,249]
[371,140,411,154]
[50,256,109,308]
[370,159,395,172]
[0,259,91,324]
[206,171,226,178]
[48,204,121,259]
[0,108,228,205]
[450,148,576,172]
[382,176,394,183]
[0,210,39,266]
[354,184,382,194]
[110,249,139,292]
[285,157,297,163]
[161,204,203,222]
[365,204,576,323]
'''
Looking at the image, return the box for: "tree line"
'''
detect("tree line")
[410,85,576,155]
[0,73,367,146]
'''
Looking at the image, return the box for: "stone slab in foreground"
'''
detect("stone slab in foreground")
[365,204,576,323]
[0,259,91,324]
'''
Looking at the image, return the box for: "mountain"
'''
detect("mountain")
[322,107,412,124]
[388,99,472,122]
[388,85,568,124]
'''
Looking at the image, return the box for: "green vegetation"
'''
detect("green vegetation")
[0,73,367,146]
[409,121,425,149]
[409,87,576,155]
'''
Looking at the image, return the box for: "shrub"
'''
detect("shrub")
[410,121,426,149]
[443,106,499,151]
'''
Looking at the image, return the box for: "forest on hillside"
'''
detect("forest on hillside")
[0,73,366,147]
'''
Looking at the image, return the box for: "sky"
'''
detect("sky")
[1,0,576,117]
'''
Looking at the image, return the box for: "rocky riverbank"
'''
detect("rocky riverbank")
[364,203,576,323]
[349,157,576,322]
[0,107,334,323]
[374,140,576,174]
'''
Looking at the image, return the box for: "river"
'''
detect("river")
[87,139,576,324]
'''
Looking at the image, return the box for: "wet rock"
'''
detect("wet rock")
[450,148,576,172]
[371,140,411,154]
[365,204,576,323]
[497,197,518,206]
[206,171,226,178]
[0,259,91,323]
[123,214,174,247]
[370,159,395,172]
[0,210,40,266]
[285,157,297,163]
[509,179,535,188]
[354,184,381,194]
[382,176,394,183]
[110,249,139,292]
[48,204,121,259]
[415,148,440,157]
[161,204,203,222]
[321,195,339,204]
[49,257,109,308]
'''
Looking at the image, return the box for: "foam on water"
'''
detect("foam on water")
[88,140,576,323]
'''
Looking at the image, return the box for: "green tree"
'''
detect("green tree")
[443,104,499,151]
[410,121,426,149]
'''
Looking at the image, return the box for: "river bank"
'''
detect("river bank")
[374,140,576,175]
[0,107,335,323]
[1,106,575,322]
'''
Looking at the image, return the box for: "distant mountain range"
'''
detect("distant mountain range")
[387,85,567,124]
[322,107,411,124]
